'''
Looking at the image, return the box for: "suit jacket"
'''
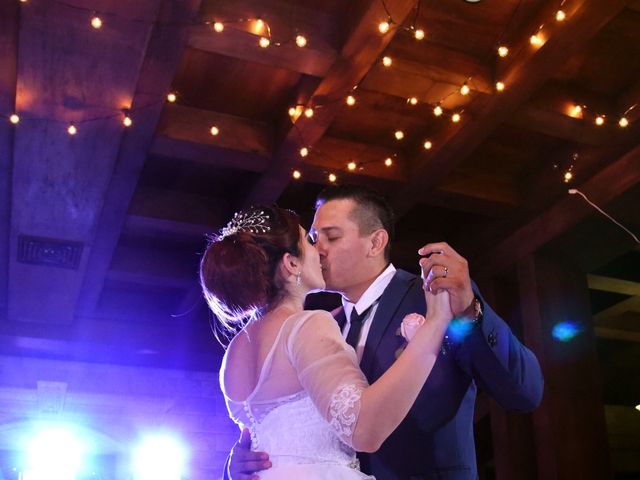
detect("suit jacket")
[333,269,543,480]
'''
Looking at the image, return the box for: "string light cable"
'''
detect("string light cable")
[568,188,640,245]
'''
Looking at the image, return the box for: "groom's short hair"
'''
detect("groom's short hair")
[315,185,395,261]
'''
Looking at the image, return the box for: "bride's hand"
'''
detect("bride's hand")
[422,272,454,326]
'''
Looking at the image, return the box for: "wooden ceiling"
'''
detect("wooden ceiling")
[0,0,639,403]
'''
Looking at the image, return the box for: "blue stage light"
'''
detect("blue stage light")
[24,427,87,480]
[132,434,188,480]
[551,321,583,342]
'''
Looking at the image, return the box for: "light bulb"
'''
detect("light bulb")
[378,20,390,34]
[346,95,356,106]
[68,124,77,135]
[384,157,393,167]
[288,107,297,117]
[256,19,264,30]
[495,81,505,91]
[408,97,418,105]
[123,115,132,127]
[423,140,432,150]
[394,130,404,140]
[300,147,309,157]
[382,56,392,67]
[304,108,314,118]
[595,115,605,126]
[451,113,461,123]
[571,105,582,117]
[167,92,177,103]
[433,105,443,117]
[460,83,470,96]
[9,114,19,124]
[213,22,224,33]
[347,161,357,171]
[497,45,509,57]
[259,37,270,48]
[328,173,337,183]
[563,171,573,182]
[619,117,629,128]
[414,29,425,40]
[210,125,219,136]
[556,10,566,21]
[91,16,102,29]
[292,170,301,179]
[530,34,542,46]
[295,35,307,48]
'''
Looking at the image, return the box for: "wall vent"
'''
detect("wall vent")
[17,234,83,269]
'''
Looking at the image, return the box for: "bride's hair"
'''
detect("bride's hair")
[200,206,302,334]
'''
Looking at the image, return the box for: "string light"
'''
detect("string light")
[595,115,605,126]
[433,104,443,117]
[90,16,102,29]
[347,161,357,171]
[495,81,505,92]
[167,93,177,103]
[460,83,470,96]
[255,18,265,31]
[570,104,582,117]
[295,35,307,48]
[407,97,418,105]
[555,10,566,21]
[497,45,509,57]
[423,140,433,150]
[292,170,301,179]
[304,108,314,118]
[394,130,404,140]
[619,117,629,128]
[299,147,309,157]
[213,21,224,33]
[451,112,461,123]
[210,125,219,136]
[328,173,337,182]
[563,170,573,182]
[259,37,270,48]
[346,95,356,106]
[384,157,393,167]
[414,28,425,40]
[378,19,391,34]
[382,56,392,67]
[529,33,543,46]
[9,114,19,124]
[122,114,132,127]
[67,124,77,135]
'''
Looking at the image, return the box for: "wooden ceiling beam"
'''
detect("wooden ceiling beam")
[390,0,630,218]
[0,0,19,317]
[242,0,419,208]
[588,274,640,296]
[594,297,640,323]
[76,0,202,317]
[595,327,640,343]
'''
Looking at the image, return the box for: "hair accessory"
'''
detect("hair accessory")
[218,209,271,240]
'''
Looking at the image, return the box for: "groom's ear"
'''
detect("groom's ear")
[368,229,389,258]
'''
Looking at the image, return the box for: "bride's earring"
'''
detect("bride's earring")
[296,271,302,287]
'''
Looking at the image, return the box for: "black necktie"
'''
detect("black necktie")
[345,303,376,350]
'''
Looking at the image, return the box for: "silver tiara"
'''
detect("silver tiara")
[218,209,271,240]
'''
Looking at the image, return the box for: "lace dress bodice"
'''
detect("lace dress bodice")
[221,311,374,479]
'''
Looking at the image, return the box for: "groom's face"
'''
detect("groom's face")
[310,199,372,295]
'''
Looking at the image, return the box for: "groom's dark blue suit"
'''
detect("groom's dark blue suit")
[334,269,543,480]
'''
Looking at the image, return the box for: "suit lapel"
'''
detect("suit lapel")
[360,270,416,376]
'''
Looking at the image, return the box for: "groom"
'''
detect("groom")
[226,185,543,479]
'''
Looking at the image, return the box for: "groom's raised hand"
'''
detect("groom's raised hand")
[227,427,271,480]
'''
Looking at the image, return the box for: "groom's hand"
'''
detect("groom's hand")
[418,242,474,317]
[228,427,271,480]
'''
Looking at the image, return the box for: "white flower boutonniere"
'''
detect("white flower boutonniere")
[394,313,426,358]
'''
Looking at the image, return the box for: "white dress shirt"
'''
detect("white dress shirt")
[342,263,396,361]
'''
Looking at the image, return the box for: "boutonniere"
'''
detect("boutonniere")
[394,313,426,358]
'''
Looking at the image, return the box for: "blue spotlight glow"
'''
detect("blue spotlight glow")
[446,318,475,343]
[133,434,188,480]
[25,427,87,480]
[551,321,583,342]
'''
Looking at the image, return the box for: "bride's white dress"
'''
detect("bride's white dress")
[221,310,375,479]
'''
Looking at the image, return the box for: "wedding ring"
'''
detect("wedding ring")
[443,266,449,278]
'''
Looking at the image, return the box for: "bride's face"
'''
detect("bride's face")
[298,226,326,292]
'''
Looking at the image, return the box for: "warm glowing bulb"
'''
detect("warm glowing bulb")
[530,34,542,46]
[394,130,404,140]
[123,116,132,127]
[288,107,297,117]
[433,105,443,117]
[328,173,337,183]
[346,95,356,106]
[213,22,224,32]
[460,83,470,96]
[91,16,102,29]
[495,81,505,92]
[259,37,270,48]
[347,161,357,171]
[497,46,509,57]
[595,115,605,126]
[563,171,573,182]
[619,117,629,128]
[67,124,77,135]
[452,113,461,123]
[384,157,393,167]
[292,170,302,179]
[304,108,314,118]
[256,19,265,30]
[423,140,432,150]
[571,105,582,117]
[167,92,177,103]
[635,404,640,412]
[382,56,392,67]
[20,0,27,2]
[210,125,219,136]
[556,9,566,21]
[300,147,309,157]
[414,29,425,40]
[295,35,307,48]
[408,97,418,105]
[378,20,390,34]
[9,114,19,124]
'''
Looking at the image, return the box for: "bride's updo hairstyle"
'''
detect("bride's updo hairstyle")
[200,206,302,332]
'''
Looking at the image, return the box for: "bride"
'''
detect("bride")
[200,206,453,479]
